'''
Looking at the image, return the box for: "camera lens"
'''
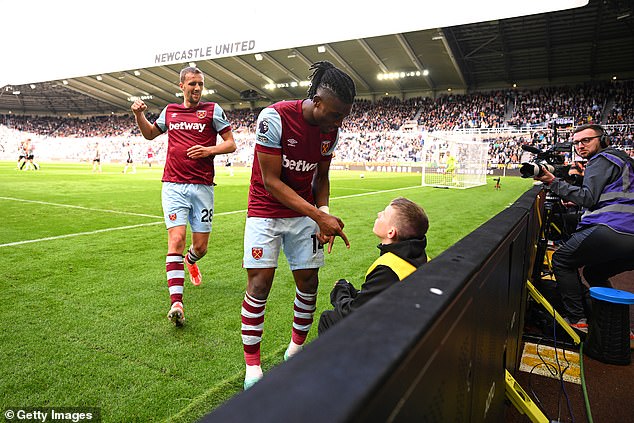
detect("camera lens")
[520,162,540,178]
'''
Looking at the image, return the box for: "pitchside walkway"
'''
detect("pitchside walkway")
[507,269,634,423]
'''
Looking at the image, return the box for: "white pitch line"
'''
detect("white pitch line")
[215,209,247,216]
[331,185,421,200]
[0,209,250,248]
[0,196,163,219]
[0,222,164,248]
[200,185,421,213]
[1,186,422,248]
[333,187,380,192]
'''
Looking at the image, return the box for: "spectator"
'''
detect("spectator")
[318,197,429,334]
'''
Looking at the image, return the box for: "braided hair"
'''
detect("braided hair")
[306,61,356,104]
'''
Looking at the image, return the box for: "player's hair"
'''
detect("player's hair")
[390,197,429,241]
[306,61,356,104]
[180,66,203,83]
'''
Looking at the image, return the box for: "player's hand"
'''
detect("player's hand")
[317,233,339,254]
[187,145,214,159]
[131,99,147,114]
[326,233,348,254]
[317,214,350,253]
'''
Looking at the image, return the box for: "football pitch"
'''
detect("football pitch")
[0,162,533,422]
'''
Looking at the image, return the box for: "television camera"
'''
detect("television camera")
[519,142,573,179]
[519,142,586,187]
[519,141,582,243]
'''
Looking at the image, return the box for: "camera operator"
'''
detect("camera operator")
[533,123,634,331]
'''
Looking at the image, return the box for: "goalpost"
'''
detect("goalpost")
[420,130,489,189]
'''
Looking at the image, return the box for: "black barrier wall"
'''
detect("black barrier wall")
[202,186,543,423]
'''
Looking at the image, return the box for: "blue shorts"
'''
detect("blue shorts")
[161,182,214,233]
[243,216,324,271]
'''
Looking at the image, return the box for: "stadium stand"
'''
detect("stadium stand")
[1,81,633,166]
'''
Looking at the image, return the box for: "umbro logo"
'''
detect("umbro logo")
[287,139,298,147]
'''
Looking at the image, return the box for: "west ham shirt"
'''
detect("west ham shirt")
[155,101,231,185]
[248,100,339,218]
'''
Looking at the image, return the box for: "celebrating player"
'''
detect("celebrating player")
[131,66,237,327]
[240,61,356,389]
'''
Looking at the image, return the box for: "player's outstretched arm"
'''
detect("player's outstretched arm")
[131,100,161,140]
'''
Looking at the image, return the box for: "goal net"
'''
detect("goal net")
[420,130,489,189]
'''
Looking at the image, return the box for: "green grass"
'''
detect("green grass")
[0,161,534,422]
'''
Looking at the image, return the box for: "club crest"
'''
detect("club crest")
[251,247,263,260]
[196,110,207,119]
[321,140,332,155]
[168,213,177,221]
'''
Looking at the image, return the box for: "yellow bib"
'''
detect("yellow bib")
[365,252,417,281]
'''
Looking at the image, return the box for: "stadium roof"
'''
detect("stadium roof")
[1,0,633,116]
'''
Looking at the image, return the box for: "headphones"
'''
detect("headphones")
[599,134,610,148]
[597,126,610,148]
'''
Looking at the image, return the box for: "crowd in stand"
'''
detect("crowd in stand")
[1,80,633,165]
[335,132,422,163]
[343,97,421,132]
[0,114,142,138]
[607,79,634,124]
[416,91,508,130]
[507,82,610,127]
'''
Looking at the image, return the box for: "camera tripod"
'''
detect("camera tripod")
[531,188,579,285]
[525,187,582,345]
[532,191,561,284]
